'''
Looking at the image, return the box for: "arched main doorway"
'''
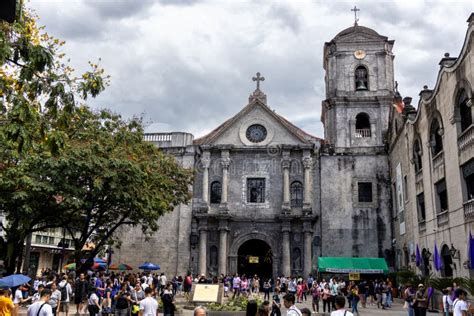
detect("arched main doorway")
[237,239,273,280]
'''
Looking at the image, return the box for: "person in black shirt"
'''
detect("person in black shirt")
[75,273,89,315]
[114,283,131,316]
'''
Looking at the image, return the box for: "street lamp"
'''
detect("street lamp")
[449,244,459,259]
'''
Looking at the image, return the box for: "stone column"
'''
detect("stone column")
[201,151,211,204]
[218,220,228,276]
[220,151,230,210]
[303,221,313,277]
[198,221,208,276]
[282,151,291,213]
[281,223,291,276]
[302,153,313,214]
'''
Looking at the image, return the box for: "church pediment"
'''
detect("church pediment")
[194,98,321,148]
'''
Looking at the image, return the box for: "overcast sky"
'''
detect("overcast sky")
[29,0,473,138]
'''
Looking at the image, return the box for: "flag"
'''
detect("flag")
[469,231,474,269]
[393,92,405,114]
[434,243,442,271]
[416,244,421,267]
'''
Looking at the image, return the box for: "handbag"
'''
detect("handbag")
[403,301,409,309]
[132,304,140,314]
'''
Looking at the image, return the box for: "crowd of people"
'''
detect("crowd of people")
[402,283,474,316]
[0,269,473,316]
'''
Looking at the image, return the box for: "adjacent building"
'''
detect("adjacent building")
[388,14,474,278]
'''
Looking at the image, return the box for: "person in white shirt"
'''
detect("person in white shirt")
[330,295,354,316]
[453,289,470,316]
[48,282,61,316]
[58,276,73,316]
[283,293,302,316]
[13,284,31,307]
[139,287,158,316]
[32,284,45,303]
[442,287,453,316]
[87,288,101,316]
[27,288,53,316]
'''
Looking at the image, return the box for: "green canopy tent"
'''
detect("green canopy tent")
[318,257,389,274]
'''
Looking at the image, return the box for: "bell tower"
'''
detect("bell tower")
[321,24,395,151]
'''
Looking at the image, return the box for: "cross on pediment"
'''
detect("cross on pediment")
[252,72,265,91]
[351,5,360,26]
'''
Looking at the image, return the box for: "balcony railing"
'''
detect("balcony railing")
[436,210,449,226]
[464,199,474,218]
[432,151,444,169]
[354,129,371,138]
[458,124,474,151]
[415,170,423,186]
[418,220,426,232]
[143,133,173,142]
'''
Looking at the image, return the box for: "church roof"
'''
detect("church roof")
[332,24,387,41]
[193,98,322,146]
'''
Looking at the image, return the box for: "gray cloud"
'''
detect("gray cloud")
[29,0,473,139]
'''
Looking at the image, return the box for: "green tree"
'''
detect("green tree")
[0,4,193,274]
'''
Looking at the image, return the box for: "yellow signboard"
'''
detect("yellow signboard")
[349,273,360,281]
[192,284,220,303]
[249,256,259,263]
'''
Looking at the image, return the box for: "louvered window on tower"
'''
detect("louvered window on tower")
[355,66,368,90]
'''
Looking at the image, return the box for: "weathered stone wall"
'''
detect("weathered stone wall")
[112,133,195,276]
[320,154,391,258]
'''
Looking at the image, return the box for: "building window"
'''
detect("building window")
[247,178,265,203]
[49,237,55,245]
[462,159,474,201]
[458,89,472,132]
[355,65,368,90]
[435,180,448,213]
[355,113,371,138]
[417,193,426,221]
[358,182,373,203]
[413,139,423,172]
[403,175,408,202]
[210,181,222,204]
[35,235,41,244]
[430,119,443,156]
[290,181,303,207]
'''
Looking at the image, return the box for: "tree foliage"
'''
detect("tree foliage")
[0,5,193,274]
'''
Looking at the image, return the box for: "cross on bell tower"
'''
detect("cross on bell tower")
[351,6,360,26]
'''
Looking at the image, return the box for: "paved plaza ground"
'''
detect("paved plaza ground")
[17,299,416,316]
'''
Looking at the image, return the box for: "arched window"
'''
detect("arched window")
[210,246,218,267]
[413,139,423,172]
[355,112,371,137]
[355,65,368,91]
[210,181,221,204]
[292,248,302,270]
[290,181,303,207]
[430,119,443,156]
[458,89,472,132]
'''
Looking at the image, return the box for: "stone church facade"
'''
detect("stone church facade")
[113,23,397,277]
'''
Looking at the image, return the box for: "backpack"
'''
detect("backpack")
[59,283,68,301]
